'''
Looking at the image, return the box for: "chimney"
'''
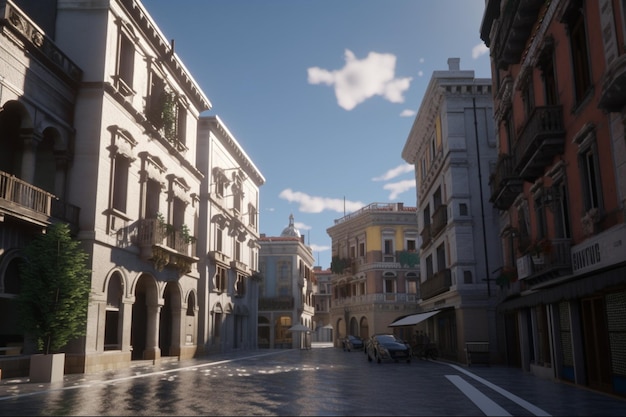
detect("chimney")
[448,57,460,71]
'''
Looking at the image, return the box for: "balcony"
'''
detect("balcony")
[421,268,452,300]
[517,238,572,287]
[599,54,626,112]
[397,250,419,268]
[137,218,198,274]
[431,204,448,237]
[514,106,565,181]
[0,170,80,232]
[492,0,544,68]
[489,154,523,210]
[332,292,419,308]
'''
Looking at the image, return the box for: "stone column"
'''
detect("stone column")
[143,303,162,360]
[20,130,37,184]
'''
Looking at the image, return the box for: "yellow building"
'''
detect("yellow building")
[327,202,420,345]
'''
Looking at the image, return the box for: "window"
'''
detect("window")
[384,278,395,293]
[534,193,547,241]
[216,227,223,252]
[436,243,446,272]
[538,41,558,106]
[248,204,257,227]
[425,255,433,279]
[463,270,473,284]
[116,30,134,95]
[145,178,161,220]
[406,238,416,252]
[522,72,535,119]
[215,266,227,293]
[553,182,571,238]
[235,274,246,297]
[358,242,365,257]
[147,71,165,128]
[580,146,601,211]
[459,203,468,216]
[563,0,592,105]
[235,241,241,261]
[504,110,515,154]
[112,154,130,213]
[383,238,394,262]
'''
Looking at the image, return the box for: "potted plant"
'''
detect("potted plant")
[530,239,552,264]
[17,222,91,383]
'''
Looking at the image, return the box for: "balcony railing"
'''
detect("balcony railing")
[421,268,452,300]
[332,292,419,308]
[489,154,523,210]
[492,0,544,68]
[137,218,198,273]
[517,238,572,286]
[0,170,80,231]
[514,106,565,181]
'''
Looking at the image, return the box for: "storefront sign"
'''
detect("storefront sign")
[571,224,626,276]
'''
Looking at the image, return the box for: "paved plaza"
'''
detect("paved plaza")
[0,344,624,416]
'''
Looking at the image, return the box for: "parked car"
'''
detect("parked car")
[342,335,364,351]
[366,334,412,363]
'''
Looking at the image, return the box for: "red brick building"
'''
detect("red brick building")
[481,0,626,397]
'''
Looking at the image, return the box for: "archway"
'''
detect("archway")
[104,272,123,350]
[130,274,157,360]
[159,282,181,357]
[359,316,370,339]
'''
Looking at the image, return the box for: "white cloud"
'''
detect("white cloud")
[400,109,416,117]
[307,49,412,111]
[472,43,489,59]
[279,189,364,214]
[294,222,311,231]
[372,163,414,181]
[310,244,331,252]
[383,179,416,200]
[418,70,423,77]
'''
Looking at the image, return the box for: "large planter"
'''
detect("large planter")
[29,353,65,383]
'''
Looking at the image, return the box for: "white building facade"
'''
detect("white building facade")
[196,115,264,354]
[401,58,501,364]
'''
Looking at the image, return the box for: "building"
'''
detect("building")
[258,214,315,349]
[0,0,83,375]
[311,266,333,343]
[326,202,420,346]
[0,0,263,376]
[481,0,626,396]
[401,58,500,363]
[196,115,264,354]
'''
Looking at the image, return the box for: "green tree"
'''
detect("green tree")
[17,222,91,354]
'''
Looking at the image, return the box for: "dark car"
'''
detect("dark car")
[342,335,364,351]
[366,334,412,363]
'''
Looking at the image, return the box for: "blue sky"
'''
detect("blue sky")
[144,0,492,269]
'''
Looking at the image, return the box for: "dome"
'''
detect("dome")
[280,213,301,238]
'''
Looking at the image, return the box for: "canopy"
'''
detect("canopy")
[388,310,441,327]
[288,323,310,332]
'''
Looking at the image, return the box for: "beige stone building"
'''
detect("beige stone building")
[258,214,315,349]
[0,0,263,377]
[326,202,420,346]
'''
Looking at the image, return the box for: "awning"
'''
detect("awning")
[288,324,310,332]
[388,310,441,327]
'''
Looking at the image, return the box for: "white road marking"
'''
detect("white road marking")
[445,363,551,416]
[446,375,511,416]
